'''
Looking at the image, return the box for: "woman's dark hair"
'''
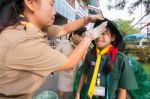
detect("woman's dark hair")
[0,0,24,32]
[91,19,122,74]
[94,19,123,47]
[102,57,114,75]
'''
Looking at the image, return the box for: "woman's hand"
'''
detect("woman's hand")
[85,21,107,40]
[84,15,104,24]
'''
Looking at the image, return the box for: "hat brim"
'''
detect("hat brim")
[94,18,123,47]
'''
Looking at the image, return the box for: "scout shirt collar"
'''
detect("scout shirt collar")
[91,46,118,62]
[19,14,47,38]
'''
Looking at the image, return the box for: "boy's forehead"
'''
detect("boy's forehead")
[103,28,110,33]
[49,0,54,3]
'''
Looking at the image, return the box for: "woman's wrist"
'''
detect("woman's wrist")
[84,35,92,43]
[83,15,103,25]
[83,16,90,25]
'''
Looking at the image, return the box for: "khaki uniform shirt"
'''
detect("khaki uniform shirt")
[0,24,67,98]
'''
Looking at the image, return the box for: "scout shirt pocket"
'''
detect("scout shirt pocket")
[109,71,120,91]
[108,71,121,98]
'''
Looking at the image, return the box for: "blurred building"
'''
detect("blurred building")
[88,0,102,15]
[50,0,102,46]
[54,0,76,25]
[54,0,102,22]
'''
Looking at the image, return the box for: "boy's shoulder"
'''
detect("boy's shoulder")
[117,51,126,57]
[116,51,129,60]
[114,51,131,65]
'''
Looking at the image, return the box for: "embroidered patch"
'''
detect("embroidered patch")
[94,86,105,96]
[91,61,96,66]
[128,59,132,67]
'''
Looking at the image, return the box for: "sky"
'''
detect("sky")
[99,0,150,33]
[98,0,149,33]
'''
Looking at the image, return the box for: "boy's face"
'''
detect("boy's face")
[72,33,83,45]
[94,29,115,49]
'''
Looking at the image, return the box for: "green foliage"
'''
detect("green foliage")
[143,63,150,74]
[114,19,139,36]
[107,0,150,15]
[127,47,150,63]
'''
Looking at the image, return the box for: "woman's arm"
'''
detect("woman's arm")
[56,22,107,71]
[47,15,103,39]
[57,36,91,71]
[117,88,126,99]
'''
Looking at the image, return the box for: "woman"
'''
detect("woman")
[75,18,138,99]
[0,0,106,99]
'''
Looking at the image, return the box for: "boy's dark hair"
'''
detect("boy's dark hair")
[74,27,86,36]
[69,27,86,39]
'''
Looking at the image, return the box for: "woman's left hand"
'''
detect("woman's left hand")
[84,15,104,23]
[85,21,107,40]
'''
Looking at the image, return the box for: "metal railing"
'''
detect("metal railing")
[54,0,76,21]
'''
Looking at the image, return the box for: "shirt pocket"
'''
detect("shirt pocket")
[110,72,120,90]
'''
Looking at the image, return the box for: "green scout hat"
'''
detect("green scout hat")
[93,18,123,47]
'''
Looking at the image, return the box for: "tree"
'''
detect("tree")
[107,0,150,15]
[112,19,139,52]
[115,19,140,36]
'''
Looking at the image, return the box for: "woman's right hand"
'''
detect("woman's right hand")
[75,92,80,99]
[85,21,107,40]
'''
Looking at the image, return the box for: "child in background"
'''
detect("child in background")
[75,18,138,99]
[56,27,86,99]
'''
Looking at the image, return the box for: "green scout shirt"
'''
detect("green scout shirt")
[83,50,138,99]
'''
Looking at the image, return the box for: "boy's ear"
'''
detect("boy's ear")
[111,34,116,41]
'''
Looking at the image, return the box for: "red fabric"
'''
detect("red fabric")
[92,46,118,62]
[110,47,118,61]
[104,46,118,62]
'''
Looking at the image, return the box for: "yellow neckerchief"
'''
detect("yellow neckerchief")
[19,14,45,37]
[19,14,35,28]
[88,45,113,99]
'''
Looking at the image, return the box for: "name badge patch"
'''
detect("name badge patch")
[94,86,105,96]
[91,61,96,66]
